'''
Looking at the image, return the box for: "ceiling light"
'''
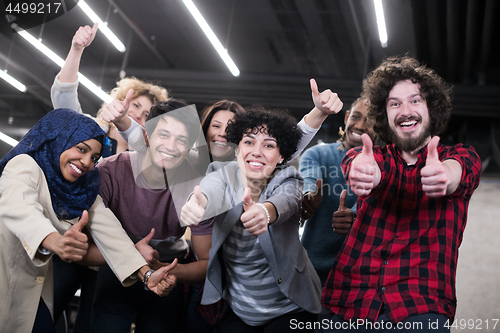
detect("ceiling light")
[182,0,240,76]
[374,0,388,48]
[15,27,65,67]
[77,0,126,53]
[78,74,113,103]
[0,70,27,92]
[0,131,19,147]
[12,24,111,103]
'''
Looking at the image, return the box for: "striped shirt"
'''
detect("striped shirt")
[222,220,300,326]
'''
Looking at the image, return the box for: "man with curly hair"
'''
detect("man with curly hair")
[322,55,481,332]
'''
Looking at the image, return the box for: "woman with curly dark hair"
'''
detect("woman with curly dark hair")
[181,108,321,333]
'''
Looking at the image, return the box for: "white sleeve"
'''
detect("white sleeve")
[50,75,84,114]
[292,116,319,160]
[117,118,147,152]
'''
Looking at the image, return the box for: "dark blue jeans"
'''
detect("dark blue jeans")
[90,264,184,333]
[324,311,450,332]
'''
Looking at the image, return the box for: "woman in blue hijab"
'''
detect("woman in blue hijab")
[0,108,106,219]
[0,109,176,333]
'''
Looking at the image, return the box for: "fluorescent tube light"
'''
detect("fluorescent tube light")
[182,0,240,76]
[0,131,19,147]
[78,73,113,103]
[13,24,111,103]
[0,70,27,92]
[77,0,126,53]
[16,28,65,67]
[374,0,388,48]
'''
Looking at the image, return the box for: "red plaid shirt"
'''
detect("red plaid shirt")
[322,142,481,323]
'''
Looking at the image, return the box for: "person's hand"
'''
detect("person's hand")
[148,259,178,297]
[310,78,343,116]
[72,23,98,51]
[302,179,322,220]
[421,136,448,198]
[100,88,134,124]
[240,188,268,236]
[180,186,207,227]
[54,210,90,262]
[135,228,161,270]
[332,189,355,236]
[348,134,380,196]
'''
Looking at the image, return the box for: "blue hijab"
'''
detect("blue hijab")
[0,109,105,220]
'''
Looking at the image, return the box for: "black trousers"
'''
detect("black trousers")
[32,297,56,333]
[217,306,318,333]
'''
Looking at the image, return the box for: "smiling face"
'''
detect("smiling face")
[236,128,283,188]
[386,79,431,152]
[343,99,376,150]
[146,115,190,170]
[59,139,102,182]
[206,110,235,158]
[127,95,153,126]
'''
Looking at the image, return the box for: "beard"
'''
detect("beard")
[388,118,432,152]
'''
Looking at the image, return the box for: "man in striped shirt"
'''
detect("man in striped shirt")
[322,55,481,332]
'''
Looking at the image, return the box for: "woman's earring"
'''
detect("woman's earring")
[235,148,239,156]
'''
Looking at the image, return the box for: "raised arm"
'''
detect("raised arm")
[292,79,343,159]
[59,23,98,83]
[304,78,344,129]
[299,146,325,219]
[51,24,98,113]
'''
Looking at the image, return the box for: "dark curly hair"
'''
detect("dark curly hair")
[362,55,452,144]
[225,106,302,163]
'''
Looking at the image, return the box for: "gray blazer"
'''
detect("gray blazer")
[200,161,322,314]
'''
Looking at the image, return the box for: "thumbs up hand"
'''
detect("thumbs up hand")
[301,179,323,220]
[332,189,355,236]
[100,88,134,124]
[41,210,90,263]
[148,259,178,297]
[240,188,269,236]
[180,186,208,227]
[242,188,253,210]
[348,134,380,196]
[72,23,99,50]
[310,78,343,116]
[421,136,448,198]
[135,228,161,269]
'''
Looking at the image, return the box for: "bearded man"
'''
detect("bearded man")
[322,55,481,332]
